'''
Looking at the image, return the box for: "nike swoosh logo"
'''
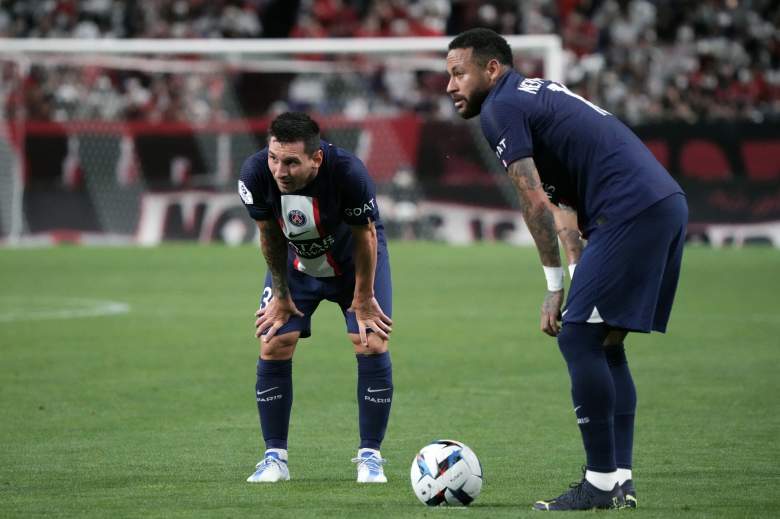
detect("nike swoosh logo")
[574,405,582,413]
[367,387,391,393]
[288,231,307,238]
[257,387,279,395]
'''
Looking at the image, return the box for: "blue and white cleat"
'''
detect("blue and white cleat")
[247,449,290,483]
[352,449,387,483]
[533,478,623,511]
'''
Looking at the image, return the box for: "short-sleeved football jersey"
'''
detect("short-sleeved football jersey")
[480,70,683,237]
[238,141,386,278]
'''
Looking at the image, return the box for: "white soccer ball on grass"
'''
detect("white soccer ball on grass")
[410,439,483,506]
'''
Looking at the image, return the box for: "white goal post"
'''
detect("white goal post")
[0,36,563,246]
[0,36,563,80]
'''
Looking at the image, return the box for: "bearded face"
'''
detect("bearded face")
[446,48,494,119]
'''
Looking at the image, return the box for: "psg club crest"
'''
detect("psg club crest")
[287,209,307,227]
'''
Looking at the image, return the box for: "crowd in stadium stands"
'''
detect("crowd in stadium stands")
[1,0,778,124]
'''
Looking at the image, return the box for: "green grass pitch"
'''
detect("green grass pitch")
[1,242,778,518]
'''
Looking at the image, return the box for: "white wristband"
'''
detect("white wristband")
[568,263,577,279]
[543,266,564,292]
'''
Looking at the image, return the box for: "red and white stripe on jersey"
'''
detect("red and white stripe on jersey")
[281,195,341,278]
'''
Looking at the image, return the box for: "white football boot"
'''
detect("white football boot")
[352,448,387,483]
[246,449,290,483]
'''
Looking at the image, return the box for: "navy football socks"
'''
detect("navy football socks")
[557,323,617,473]
[606,344,636,470]
[356,351,393,450]
[256,358,293,450]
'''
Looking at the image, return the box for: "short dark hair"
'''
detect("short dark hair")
[268,112,321,155]
[448,28,513,67]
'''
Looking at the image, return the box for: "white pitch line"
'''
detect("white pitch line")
[0,297,130,323]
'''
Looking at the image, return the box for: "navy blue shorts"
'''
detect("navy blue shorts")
[258,248,392,339]
[562,193,687,333]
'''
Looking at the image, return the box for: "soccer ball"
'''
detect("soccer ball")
[410,439,483,506]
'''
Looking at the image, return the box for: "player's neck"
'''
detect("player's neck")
[304,168,319,187]
[489,66,512,88]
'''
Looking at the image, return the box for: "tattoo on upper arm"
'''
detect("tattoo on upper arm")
[507,158,541,192]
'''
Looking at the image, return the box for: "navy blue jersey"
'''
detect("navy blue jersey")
[480,70,683,237]
[238,140,386,278]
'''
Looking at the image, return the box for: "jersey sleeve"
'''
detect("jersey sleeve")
[238,154,273,221]
[339,156,379,226]
[480,99,534,169]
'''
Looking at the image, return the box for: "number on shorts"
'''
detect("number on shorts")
[260,287,273,309]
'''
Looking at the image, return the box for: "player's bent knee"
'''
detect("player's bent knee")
[557,322,609,363]
[260,331,300,360]
[603,328,629,347]
[349,333,388,355]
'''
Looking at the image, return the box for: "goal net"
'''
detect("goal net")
[0,36,563,246]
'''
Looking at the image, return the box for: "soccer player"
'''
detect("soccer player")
[446,29,687,510]
[238,112,394,484]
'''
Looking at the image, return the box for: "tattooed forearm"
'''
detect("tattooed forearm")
[258,221,290,298]
[525,204,561,267]
[554,204,584,265]
[559,228,584,263]
[507,158,561,268]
